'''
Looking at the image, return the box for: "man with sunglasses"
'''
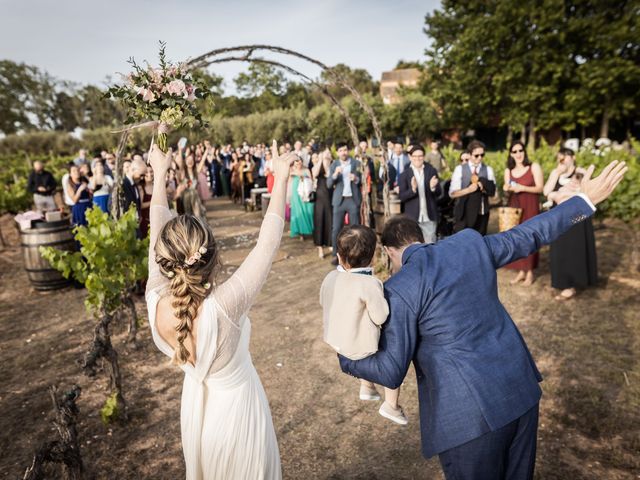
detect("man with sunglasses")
[449,140,496,235]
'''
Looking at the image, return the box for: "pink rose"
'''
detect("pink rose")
[148,67,163,84]
[137,87,156,102]
[165,79,187,97]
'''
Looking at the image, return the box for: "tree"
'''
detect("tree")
[563,0,640,138]
[422,0,640,145]
[321,63,379,101]
[0,60,56,134]
[395,60,424,70]
[235,63,288,97]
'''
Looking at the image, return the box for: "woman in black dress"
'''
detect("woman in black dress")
[311,150,333,258]
[543,148,598,300]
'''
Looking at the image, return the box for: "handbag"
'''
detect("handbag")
[499,172,524,232]
[298,175,315,203]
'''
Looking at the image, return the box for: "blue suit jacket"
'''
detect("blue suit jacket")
[340,196,594,458]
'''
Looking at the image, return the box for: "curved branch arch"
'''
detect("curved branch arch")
[188,44,391,221]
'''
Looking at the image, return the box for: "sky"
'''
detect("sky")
[0,0,440,94]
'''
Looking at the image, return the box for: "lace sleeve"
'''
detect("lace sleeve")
[146,205,175,296]
[214,212,284,324]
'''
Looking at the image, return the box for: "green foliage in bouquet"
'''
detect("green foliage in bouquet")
[41,206,149,316]
[106,41,209,151]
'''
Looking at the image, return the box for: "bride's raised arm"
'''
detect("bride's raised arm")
[215,141,295,324]
[146,145,175,295]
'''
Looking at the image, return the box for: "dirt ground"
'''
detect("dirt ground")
[1,199,638,479]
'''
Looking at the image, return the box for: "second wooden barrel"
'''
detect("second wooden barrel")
[20,218,76,291]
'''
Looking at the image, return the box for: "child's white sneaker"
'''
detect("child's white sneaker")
[379,402,408,425]
[359,384,381,401]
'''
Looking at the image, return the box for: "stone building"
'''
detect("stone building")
[379,68,421,105]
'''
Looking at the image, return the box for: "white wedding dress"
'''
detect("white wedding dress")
[146,204,282,480]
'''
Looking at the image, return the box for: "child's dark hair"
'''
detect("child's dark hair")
[336,225,377,268]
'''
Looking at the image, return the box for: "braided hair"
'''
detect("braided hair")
[154,214,219,365]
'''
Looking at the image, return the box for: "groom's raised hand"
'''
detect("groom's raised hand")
[580,160,628,205]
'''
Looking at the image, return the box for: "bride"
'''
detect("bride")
[145,141,294,479]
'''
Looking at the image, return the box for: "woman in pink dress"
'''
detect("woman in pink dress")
[503,141,544,286]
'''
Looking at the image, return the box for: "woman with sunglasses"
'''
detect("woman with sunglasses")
[503,141,544,286]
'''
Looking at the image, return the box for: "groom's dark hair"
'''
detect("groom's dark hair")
[381,216,424,249]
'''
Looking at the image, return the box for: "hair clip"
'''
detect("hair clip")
[185,244,208,267]
[203,281,211,290]
[166,270,175,278]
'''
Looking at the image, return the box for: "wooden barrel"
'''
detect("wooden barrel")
[20,218,76,291]
[261,193,272,217]
[389,195,402,215]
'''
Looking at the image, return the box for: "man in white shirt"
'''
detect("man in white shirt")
[327,142,363,265]
[398,145,442,243]
[449,140,496,235]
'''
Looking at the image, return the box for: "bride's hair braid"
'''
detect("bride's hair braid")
[154,214,219,365]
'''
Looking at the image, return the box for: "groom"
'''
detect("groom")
[339,161,627,479]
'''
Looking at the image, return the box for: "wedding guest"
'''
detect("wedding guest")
[166,168,178,211]
[293,140,310,167]
[265,149,275,193]
[27,161,57,213]
[503,142,544,286]
[179,154,207,223]
[65,164,91,227]
[459,151,471,164]
[425,140,447,174]
[197,149,212,202]
[219,144,232,198]
[122,158,132,178]
[398,145,441,244]
[89,161,114,213]
[122,157,147,231]
[312,150,333,258]
[230,153,243,204]
[543,148,597,300]
[449,140,496,235]
[327,142,363,265]
[320,225,407,424]
[357,140,376,227]
[381,142,410,190]
[73,148,88,167]
[104,152,116,177]
[241,153,255,201]
[288,157,314,239]
[138,168,154,236]
[79,162,92,180]
[206,147,221,197]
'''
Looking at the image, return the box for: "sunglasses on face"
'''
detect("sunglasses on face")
[511,148,524,154]
[473,153,485,158]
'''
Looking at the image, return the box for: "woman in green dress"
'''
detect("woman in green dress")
[288,157,314,238]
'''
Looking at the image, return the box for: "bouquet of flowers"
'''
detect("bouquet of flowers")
[107,42,209,152]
